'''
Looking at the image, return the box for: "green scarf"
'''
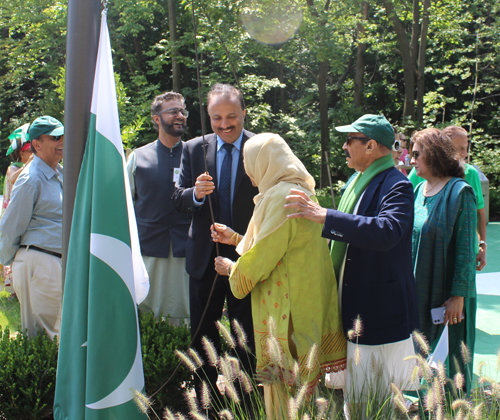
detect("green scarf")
[330,154,395,278]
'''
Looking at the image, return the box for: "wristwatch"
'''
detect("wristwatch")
[479,240,487,249]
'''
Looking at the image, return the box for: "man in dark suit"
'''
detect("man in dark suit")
[285,114,419,417]
[173,84,258,398]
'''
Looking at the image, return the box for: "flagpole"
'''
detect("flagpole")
[62,0,101,288]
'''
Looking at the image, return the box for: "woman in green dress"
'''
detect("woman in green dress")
[211,133,346,418]
[411,128,477,393]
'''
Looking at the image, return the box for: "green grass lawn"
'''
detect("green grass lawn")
[0,288,21,335]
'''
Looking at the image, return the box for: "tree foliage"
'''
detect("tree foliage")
[1,0,499,213]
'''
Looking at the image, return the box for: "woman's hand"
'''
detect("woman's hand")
[211,223,238,245]
[443,296,464,325]
[215,256,234,277]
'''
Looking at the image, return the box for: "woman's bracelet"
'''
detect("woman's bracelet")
[230,232,241,246]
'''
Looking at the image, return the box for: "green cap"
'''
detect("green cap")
[28,116,64,141]
[335,114,395,149]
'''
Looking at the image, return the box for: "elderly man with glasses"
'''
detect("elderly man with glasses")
[126,91,191,325]
[0,116,65,339]
[285,114,419,419]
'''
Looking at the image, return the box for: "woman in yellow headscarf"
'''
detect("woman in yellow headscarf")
[212,133,346,418]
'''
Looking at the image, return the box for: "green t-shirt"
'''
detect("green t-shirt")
[407,164,484,210]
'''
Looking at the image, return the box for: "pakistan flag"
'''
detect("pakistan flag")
[54,11,149,420]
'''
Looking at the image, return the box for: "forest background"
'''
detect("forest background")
[1,0,499,216]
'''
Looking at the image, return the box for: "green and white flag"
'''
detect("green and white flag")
[54,11,149,420]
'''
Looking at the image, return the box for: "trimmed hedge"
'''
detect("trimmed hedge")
[0,313,192,419]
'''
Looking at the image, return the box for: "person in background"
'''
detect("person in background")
[411,128,476,393]
[0,116,64,339]
[408,126,486,271]
[127,91,191,325]
[3,124,33,214]
[212,133,346,419]
[398,133,409,175]
[2,124,33,288]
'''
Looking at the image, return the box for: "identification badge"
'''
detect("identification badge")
[173,167,180,183]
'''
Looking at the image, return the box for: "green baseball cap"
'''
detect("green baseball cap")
[28,116,64,141]
[335,114,395,149]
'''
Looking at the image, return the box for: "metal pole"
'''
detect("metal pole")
[62,0,101,287]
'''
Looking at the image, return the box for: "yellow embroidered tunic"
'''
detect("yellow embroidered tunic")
[229,216,346,387]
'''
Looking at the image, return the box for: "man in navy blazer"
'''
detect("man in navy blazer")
[285,115,419,414]
[173,84,258,399]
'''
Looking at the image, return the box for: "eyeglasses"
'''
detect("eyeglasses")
[158,107,189,117]
[413,150,421,160]
[346,135,371,145]
[51,135,63,141]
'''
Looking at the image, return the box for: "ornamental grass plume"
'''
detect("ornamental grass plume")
[413,330,430,356]
[496,347,500,373]
[175,350,197,372]
[216,320,236,349]
[267,334,284,367]
[305,343,318,372]
[454,372,465,391]
[472,402,483,420]
[451,399,470,412]
[218,409,235,420]
[228,355,241,379]
[390,383,407,416]
[184,389,199,414]
[455,408,465,420]
[239,370,253,394]
[437,361,446,386]
[288,396,298,420]
[353,316,363,338]
[220,353,237,383]
[354,345,361,366]
[188,348,204,370]
[302,414,311,420]
[131,389,153,416]
[295,384,308,412]
[431,377,443,409]
[231,319,248,349]
[175,413,187,420]
[190,413,208,420]
[200,381,211,410]
[424,387,437,412]
[202,336,219,367]
[224,380,241,404]
[436,404,444,420]
[460,341,471,364]
[478,361,486,376]
[163,407,175,420]
[315,397,328,419]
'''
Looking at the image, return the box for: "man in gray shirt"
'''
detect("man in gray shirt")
[0,116,64,339]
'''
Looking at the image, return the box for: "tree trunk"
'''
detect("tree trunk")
[416,0,430,123]
[381,0,415,121]
[168,0,181,92]
[354,2,369,108]
[318,60,330,188]
[279,60,286,112]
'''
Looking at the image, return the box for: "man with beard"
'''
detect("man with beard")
[127,92,191,324]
